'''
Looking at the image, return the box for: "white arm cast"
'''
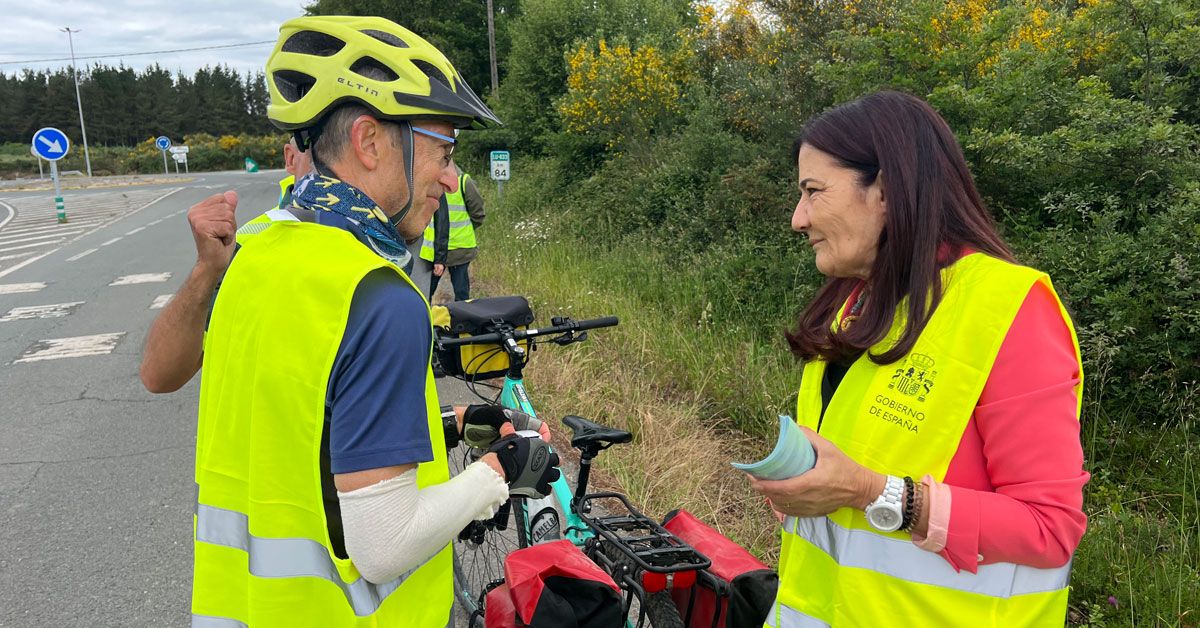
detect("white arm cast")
[338,461,508,584]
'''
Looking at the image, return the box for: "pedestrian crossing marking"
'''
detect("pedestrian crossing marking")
[0,282,46,295]
[0,301,85,322]
[66,248,98,262]
[0,252,36,262]
[110,273,172,286]
[150,294,174,309]
[14,332,125,363]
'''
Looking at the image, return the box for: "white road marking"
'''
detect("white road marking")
[0,252,36,262]
[66,248,98,262]
[110,272,172,286]
[0,249,61,279]
[125,226,145,235]
[150,294,174,309]
[14,332,125,363]
[0,230,82,245]
[0,282,46,295]
[0,239,65,253]
[149,219,163,226]
[101,237,121,246]
[0,301,85,322]
[0,187,184,278]
[0,200,13,230]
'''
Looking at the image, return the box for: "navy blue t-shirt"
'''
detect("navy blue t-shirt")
[217,210,433,473]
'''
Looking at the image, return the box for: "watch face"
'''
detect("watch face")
[869,508,901,531]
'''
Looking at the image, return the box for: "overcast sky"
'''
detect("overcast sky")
[0,0,309,77]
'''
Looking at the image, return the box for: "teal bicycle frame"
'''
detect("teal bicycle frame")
[498,374,594,547]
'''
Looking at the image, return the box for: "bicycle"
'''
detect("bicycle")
[435,310,713,628]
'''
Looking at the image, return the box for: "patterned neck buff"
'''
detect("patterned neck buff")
[291,173,413,271]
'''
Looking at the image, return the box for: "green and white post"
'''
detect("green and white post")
[51,160,66,223]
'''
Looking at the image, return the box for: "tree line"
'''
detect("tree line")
[0,64,272,146]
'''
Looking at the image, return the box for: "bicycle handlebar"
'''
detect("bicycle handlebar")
[437,315,619,348]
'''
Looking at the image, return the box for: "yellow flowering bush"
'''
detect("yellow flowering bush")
[557,39,688,149]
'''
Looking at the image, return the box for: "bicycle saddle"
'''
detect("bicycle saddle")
[562,415,632,450]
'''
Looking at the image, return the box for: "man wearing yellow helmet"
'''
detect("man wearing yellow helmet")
[176,16,558,626]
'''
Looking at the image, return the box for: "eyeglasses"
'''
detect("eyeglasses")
[412,125,456,159]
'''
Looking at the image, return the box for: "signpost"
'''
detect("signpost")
[32,127,70,223]
[490,150,510,199]
[169,145,189,174]
[155,135,171,175]
[30,144,44,180]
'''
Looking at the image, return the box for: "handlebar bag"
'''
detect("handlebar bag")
[432,296,534,379]
[502,539,623,628]
[662,509,778,628]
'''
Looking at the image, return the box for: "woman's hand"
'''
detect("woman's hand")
[747,427,886,518]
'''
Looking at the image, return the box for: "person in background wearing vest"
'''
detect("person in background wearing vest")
[746,91,1087,627]
[420,164,485,301]
[141,17,560,626]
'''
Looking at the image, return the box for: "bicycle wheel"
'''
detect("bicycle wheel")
[448,443,527,626]
[641,591,686,628]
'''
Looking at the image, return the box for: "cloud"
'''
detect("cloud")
[2,0,307,76]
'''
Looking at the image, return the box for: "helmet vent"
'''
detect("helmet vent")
[361,29,409,48]
[281,30,345,57]
[273,70,317,103]
[349,56,400,82]
[412,60,452,90]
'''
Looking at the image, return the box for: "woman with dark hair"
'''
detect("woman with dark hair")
[747,91,1088,626]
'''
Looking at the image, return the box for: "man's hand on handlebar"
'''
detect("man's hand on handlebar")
[459,404,551,448]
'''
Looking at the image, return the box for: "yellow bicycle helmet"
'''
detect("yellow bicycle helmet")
[266,15,500,133]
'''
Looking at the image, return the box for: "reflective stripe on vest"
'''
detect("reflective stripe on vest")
[195,221,451,626]
[193,615,247,628]
[772,253,1082,627]
[765,602,826,628]
[234,209,298,243]
[194,504,430,616]
[782,515,1070,598]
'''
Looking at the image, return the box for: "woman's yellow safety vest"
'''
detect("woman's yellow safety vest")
[769,253,1083,627]
[419,173,473,262]
[194,221,452,627]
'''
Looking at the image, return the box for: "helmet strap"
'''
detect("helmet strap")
[388,121,416,227]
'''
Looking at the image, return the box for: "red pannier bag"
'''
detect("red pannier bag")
[485,583,526,628]
[493,539,625,628]
[663,510,779,628]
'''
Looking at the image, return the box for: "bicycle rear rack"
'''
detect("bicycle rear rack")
[577,492,712,627]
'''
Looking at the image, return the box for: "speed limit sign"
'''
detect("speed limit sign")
[490,150,510,181]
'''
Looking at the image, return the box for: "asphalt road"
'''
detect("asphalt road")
[0,171,476,627]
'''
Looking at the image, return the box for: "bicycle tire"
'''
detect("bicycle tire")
[642,590,687,628]
[448,442,528,626]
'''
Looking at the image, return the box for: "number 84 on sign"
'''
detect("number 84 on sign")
[490,150,510,181]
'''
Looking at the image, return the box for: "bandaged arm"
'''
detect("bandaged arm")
[337,461,509,584]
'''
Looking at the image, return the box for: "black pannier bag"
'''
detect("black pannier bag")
[662,509,779,628]
[432,296,534,380]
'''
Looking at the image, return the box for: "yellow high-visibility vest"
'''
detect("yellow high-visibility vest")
[419,173,473,262]
[194,220,451,627]
[769,253,1083,627]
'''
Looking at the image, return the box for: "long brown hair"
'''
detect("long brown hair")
[786,91,1015,365]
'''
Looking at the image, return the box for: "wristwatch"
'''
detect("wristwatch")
[865,475,905,532]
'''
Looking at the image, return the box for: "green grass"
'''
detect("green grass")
[471,167,1200,626]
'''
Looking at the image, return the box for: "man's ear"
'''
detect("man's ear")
[349,115,384,171]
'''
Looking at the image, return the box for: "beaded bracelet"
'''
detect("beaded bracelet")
[900,476,916,531]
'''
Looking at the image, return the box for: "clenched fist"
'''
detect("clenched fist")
[188,191,238,274]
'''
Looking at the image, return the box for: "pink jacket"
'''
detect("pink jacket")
[918,279,1088,571]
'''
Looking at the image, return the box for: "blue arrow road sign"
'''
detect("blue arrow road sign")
[32,127,70,161]
[155,136,172,151]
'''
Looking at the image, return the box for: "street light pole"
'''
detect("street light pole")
[486,0,499,96]
[60,27,93,177]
